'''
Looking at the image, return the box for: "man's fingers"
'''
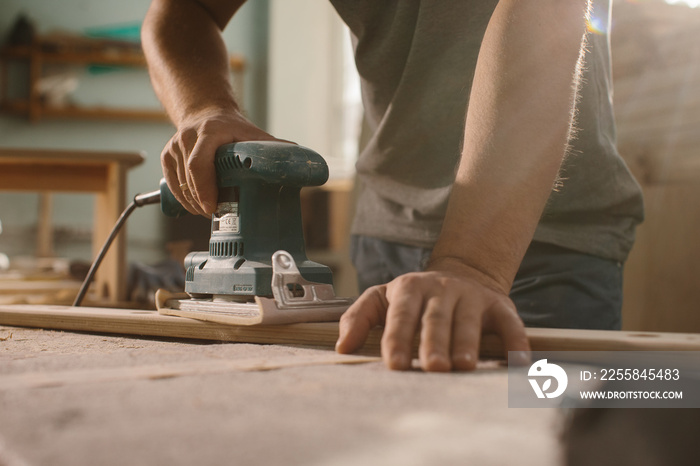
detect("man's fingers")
[178,129,205,213]
[336,285,388,355]
[381,277,425,370]
[418,295,457,372]
[189,134,224,215]
[162,142,202,215]
[450,299,483,371]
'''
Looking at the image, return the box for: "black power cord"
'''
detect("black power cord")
[72,189,162,307]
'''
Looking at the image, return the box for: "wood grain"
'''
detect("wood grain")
[2,304,700,359]
[0,354,381,390]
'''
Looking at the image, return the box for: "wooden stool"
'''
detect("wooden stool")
[0,147,144,302]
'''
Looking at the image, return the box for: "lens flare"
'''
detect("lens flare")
[665,0,700,7]
[586,15,607,35]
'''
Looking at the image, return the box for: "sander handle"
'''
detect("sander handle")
[159,178,189,218]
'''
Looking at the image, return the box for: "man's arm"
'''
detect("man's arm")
[336,0,591,371]
[142,0,278,215]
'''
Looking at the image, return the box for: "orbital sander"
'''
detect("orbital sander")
[155,141,353,325]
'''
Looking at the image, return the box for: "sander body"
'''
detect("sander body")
[157,141,353,325]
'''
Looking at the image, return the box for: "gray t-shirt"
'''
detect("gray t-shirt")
[330,0,644,262]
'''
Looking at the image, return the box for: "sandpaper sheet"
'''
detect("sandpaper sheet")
[155,289,351,326]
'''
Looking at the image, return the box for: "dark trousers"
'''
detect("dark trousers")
[350,235,623,330]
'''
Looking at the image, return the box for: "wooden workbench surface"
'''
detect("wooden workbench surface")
[0,325,561,466]
[3,303,698,465]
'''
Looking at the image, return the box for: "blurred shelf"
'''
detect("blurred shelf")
[0,98,169,122]
[0,44,245,70]
[0,37,245,122]
[0,44,148,66]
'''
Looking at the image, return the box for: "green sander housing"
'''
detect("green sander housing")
[161,141,335,299]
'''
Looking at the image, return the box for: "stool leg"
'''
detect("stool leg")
[36,192,54,258]
[93,164,128,302]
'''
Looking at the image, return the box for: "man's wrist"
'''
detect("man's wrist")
[425,254,513,296]
[178,99,240,127]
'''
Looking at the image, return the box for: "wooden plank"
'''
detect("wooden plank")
[0,304,360,351]
[0,280,82,295]
[2,304,700,359]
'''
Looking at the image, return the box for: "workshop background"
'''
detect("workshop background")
[0,0,699,328]
[1,2,700,466]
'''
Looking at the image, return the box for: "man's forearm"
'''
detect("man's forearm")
[430,0,591,292]
[142,0,277,215]
[142,0,244,126]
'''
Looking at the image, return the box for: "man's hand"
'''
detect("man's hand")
[143,0,277,216]
[161,108,281,216]
[336,259,531,371]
